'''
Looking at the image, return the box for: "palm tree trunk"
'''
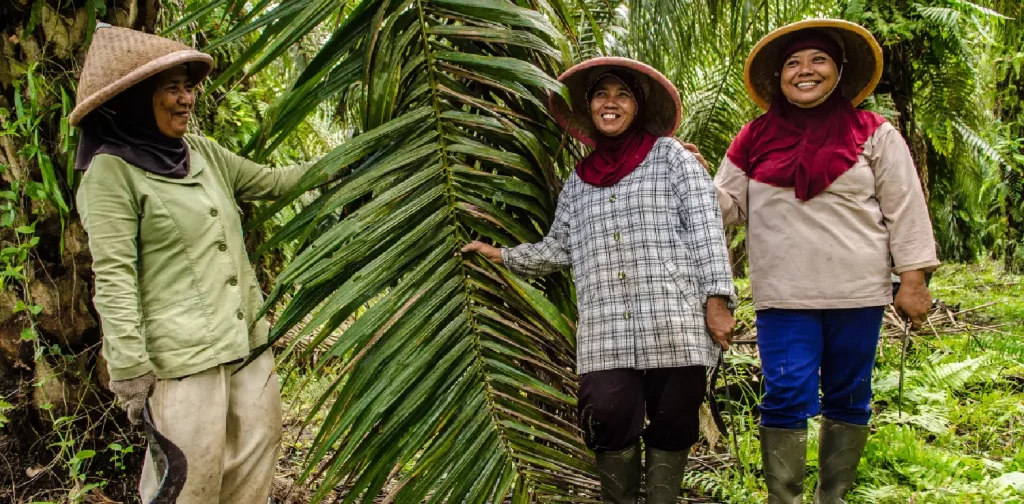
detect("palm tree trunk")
[0,3,159,498]
[885,39,930,202]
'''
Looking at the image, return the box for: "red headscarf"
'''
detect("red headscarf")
[726,30,886,201]
[576,70,659,187]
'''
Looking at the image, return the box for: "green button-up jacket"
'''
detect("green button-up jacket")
[77,134,308,381]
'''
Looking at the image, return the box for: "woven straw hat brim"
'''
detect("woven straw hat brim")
[549,57,682,148]
[70,26,213,127]
[744,19,883,110]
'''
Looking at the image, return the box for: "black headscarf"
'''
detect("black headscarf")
[75,76,191,178]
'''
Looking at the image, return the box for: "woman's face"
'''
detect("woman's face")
[779,48,839,108]
[589,76,637,137]
[152,66,195,138]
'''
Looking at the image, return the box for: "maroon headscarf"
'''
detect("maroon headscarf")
[575,70,659,187]
[726,30,886,201]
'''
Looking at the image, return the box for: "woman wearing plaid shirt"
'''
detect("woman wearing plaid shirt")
[464,57,737,504]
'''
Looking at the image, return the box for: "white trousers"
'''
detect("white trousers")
[139,352,282,503]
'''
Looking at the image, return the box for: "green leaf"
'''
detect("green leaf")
[73,450,96,461]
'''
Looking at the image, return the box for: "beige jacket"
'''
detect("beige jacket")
[715,121,939,311]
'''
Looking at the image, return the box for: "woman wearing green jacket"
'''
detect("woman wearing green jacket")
[71,26,321,503]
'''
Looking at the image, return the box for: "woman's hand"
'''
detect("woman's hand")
[108,372,156,425]
[674,138,710,171]
[894,270,932,327]
[461,241,504,264]
[705,296,736,350]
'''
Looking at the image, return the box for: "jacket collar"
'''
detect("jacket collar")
[141,145,206,184]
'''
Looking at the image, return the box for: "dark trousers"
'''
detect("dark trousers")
[756,307,884,429]
[578,366,707,452]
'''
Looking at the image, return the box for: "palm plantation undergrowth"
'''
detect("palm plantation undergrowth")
[272,261,1024,503]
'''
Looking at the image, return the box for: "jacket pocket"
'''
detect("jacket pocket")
[142,297,207,352]
[661,260,701,309]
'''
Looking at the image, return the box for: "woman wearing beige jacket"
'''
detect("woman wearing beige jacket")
[714,19,939,503]
[72,25,325,503]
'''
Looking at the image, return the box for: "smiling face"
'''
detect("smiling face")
[589,76,638,137]
[779,48,839,108]
[151,66,195,138]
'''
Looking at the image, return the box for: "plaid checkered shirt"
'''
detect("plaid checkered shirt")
[502,138,736,374]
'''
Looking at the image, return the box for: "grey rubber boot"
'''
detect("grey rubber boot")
[595,443,642,504]
[645,448,688,504]
[760,426,808,504]
[813,418,870,504]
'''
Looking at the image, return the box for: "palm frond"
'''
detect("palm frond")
[213,0,598,501]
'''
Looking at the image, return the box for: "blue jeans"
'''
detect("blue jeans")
[756,307,884,429]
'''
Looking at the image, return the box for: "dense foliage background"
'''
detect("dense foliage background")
[1,0,1022,502]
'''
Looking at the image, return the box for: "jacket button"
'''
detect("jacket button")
[613,232,621,242]
[218,243,227,252]
[229,277,238,286]
[618,271,626,279]
[210,209,218,217]
[623,311,632,319]
[609,195,617,203]
[236,311,244,320]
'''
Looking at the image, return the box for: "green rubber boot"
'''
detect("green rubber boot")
[644,448,689,504]
[760,426,808,504]
[813,418,870,504]
[595,443,641,504]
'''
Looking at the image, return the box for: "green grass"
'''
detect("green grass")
[698,261,1024,503]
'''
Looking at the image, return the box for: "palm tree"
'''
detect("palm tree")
[189,0,603,500]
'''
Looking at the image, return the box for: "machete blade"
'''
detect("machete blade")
[143,399,188,503]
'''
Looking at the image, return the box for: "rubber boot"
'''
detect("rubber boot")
[813,418,870,504]
[760,426,807,504]
[595,442,641,504]
[645,448,688,504]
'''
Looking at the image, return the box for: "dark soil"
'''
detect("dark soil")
[0,371,145,504]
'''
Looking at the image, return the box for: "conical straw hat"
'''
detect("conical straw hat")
[70,24,213,126]
[744,19,883,110]
[549,57,681,148]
